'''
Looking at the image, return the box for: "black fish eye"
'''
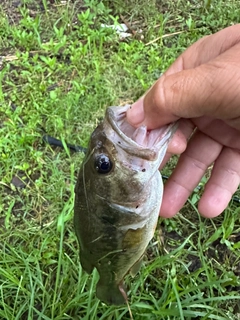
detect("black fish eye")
[95,154,113,174]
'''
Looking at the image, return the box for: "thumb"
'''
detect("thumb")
[127,46,240,129]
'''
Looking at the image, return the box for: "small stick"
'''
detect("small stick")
[120,15,137,36]
[119,285,133,320]
[145,30,184,46]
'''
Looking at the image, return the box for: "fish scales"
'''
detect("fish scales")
[74,105,176,305]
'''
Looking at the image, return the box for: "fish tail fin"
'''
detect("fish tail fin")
[96,280,127,305]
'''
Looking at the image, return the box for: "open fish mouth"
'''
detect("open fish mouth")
[106,105,177,160]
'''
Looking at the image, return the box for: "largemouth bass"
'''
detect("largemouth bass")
[74,105,176,305]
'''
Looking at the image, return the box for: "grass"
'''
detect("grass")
[0,0,240,319]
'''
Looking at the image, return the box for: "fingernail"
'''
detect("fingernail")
[127,97,145,126]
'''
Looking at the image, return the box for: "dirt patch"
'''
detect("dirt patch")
[1,1,85,26]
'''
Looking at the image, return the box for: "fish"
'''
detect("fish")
[74,104,177,305]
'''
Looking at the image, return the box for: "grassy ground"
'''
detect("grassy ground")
[0,0,240,319]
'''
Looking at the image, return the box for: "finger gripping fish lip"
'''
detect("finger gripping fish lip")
[106,105,177,161]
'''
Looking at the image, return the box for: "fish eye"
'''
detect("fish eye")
[94,154,113,174]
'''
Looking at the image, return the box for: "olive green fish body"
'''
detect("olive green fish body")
[74,105,176,305]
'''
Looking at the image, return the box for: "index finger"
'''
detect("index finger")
[127,24,240,128]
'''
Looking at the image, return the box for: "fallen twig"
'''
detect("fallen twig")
[120,15,137,36]
[145,30,184,45]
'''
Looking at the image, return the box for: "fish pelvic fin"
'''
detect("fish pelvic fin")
[96,280,127,305]
[80,251,94,274]
[129,255,143,277]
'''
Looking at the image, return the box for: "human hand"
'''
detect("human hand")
[126,24,240,218]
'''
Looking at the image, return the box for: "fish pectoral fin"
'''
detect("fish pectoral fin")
[96,280,127,305]
[129,255,143,277]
